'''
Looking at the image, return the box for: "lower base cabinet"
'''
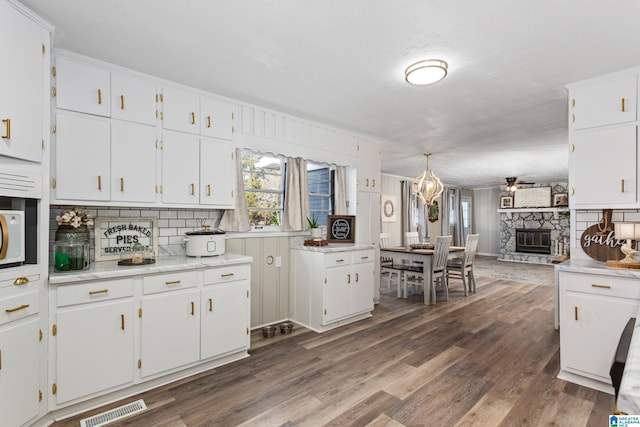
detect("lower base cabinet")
[291,248,374,332]
[0,317,40,427]
[558,270,640,392]
[49,259,251,410]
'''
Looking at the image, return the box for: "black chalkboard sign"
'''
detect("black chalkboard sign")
[327,215,356,243]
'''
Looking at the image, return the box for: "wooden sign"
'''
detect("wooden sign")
[94,217,158,261]
[514,187,551,208]
[327,215,355,243]
[580,224,624,262]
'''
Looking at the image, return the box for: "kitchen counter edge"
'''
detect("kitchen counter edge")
[49,253,253,285]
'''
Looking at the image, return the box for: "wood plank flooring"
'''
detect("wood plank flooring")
[52,260,615,427]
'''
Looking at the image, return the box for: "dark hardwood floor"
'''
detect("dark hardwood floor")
[52,260,615,427]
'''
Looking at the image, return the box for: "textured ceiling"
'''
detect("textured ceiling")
[19,0,640,188]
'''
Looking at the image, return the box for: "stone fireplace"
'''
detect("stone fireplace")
[499,210,570,264]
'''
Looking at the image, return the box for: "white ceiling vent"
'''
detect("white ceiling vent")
[79,399,147,427]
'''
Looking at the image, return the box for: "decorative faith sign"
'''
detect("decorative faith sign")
[94,217,158,261]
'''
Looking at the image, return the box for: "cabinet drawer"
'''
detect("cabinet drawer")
[0,273,40,290]
[0,291,39,326]
[143,270,198,295]
[324,252,352,268]
[57,278,134,307]
[561,272,640,299]
[203,265,249,285]
[352,250,375,264]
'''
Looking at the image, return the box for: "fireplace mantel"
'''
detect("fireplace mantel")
[498,207,569,220]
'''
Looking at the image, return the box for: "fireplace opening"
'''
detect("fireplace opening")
[516,228,551,255]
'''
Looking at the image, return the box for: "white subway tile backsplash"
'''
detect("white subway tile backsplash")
[119,210,142,217]
[623,212,640,221]
[169,219,186,228]
[575,212,599,222]
[178,210,194,219]
[160,210,179,219]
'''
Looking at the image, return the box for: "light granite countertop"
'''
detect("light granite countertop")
[49,253,253,285]
[289,236,375,253]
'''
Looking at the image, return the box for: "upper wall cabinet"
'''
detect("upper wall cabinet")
[162,85,200,134]
[357,138,381,193]
[569,73,637,131]
[201,96,233,140]
[56,57,159,126]
[111,72,158,126]
[0,0,49,163]
[568,70,640,209]
[55,56,111,117]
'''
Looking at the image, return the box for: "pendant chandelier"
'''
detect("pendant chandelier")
[413,153,444,205]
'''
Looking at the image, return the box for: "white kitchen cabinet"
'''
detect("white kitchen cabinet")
[569,72,637,131]
[161,131,200,204]
[200,137,234,207]
[357,138,381,193]
[558,271,640,393]
[55,56,111,117]
[162,85,200,134]
[53,278,134,405]
[111,121,157,203]
[226,237,290,327]
[54,113,111,202]
[569,124,638,208]
[201,265,250,360]
[290,248,374,332]
[0,0,48,163]
[111,72,158,126]
[140,271,200,377]
[0,317,40,427]
[201,96,233,140]
[356,191,381,300]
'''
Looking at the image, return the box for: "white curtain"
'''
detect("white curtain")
[401,180,413,246]
[334,166,348,215]
[281,156,309,231]
[219,148,251,232]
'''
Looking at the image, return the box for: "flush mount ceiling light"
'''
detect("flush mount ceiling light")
[405,59,448,85]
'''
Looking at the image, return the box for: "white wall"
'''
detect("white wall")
[472,187,500,256]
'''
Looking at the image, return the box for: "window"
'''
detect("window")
[307,163,332,226]
[242,150,336,231]
[242,151,284,230]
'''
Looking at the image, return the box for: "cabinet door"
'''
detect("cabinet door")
[161,132,200,204]
[0,1,47,163]
[0,317,40,427]
[571,125,637,207]
[357,139,381,193]
[56,300,134,404]
[571,75,637,130]
[323,266,351,324]
[351,262,374,314]
[54,113,111,202]
[162,86,200,134]
[200,97,233,140]
[200,138,234,207]
[201,281,249,360]
[111,121,157,203]
[560,291,639,383]
[140,289,200,377]
[55,56,111,117]
[111,72,158,126]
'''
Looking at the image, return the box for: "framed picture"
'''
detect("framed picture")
[554,193,569,207]
[327,215,356,243]
[94,217,159,261]
[381,195,397,223]
[514,186,551,208]
[500,196,513,209]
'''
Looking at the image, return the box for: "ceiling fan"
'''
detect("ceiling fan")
[503,177,535,192]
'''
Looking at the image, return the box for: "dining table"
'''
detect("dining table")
[380,245,465,304]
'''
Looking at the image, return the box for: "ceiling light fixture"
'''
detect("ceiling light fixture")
[506,177,518,192]
[413,153,444,205]
[405,59,448,85]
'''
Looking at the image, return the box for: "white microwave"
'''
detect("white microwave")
[0,210,25,266]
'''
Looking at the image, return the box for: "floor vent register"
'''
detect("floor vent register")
[80,399,147,427]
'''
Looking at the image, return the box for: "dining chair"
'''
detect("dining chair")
[404,235,452,304]
[380,233,403,295]
[447,234,480,295]
[404,231,420,246]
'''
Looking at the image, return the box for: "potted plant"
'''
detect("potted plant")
[307,215,323,239]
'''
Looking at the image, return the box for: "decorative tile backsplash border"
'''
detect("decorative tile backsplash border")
[50,206,224,260]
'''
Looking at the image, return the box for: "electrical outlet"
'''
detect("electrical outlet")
[275,256,282,268]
